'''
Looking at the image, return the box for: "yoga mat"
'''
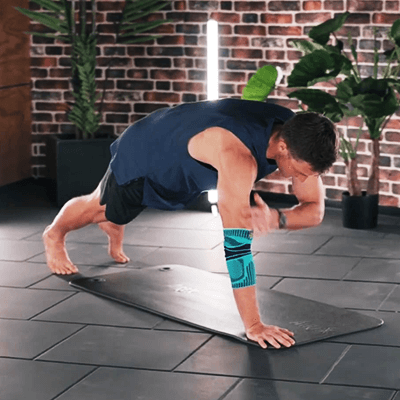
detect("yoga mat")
[70,264,383,347]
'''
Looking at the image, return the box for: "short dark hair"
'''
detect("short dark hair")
[278,112,338,174]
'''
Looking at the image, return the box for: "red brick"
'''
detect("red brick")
[232,49,263,59]
[102,103,131,113]
[35,80,69,90]
[31,57,57,67]
[235,2,266,12]
[261,14,293,24]
[393,184,400,195]
[188,1,219,11]
[349,0,383,11]
[181,12,208,22]
[269,1,301,11]
[49,68,72,78]
[385,131,400,142]
[380,169,400,181]
[295,13,332,24]
[346,13,371,24]
[322,176,336,186]
[386,119,400,130]
[373,13,400,24]
[386,1,400,11]
[37,123,59,133]
[97,2,124,12]
[144,92,181,102]
[220,71,247,82]
[380,143,400,155]
[31,68,48,78]
[210,12,240,23]
[234,26,267,36]
[303,1,322,10]
[36,102,68,112]
[174,58,194,68]
[220,36,249,47]
[173,82,205,92]
[287,50,302,60]
[269,26,302,36]
[175,1,187,10]
[265,50,285,60]
[126,70,148,79]
[379,195,399,207]
[324,1,344,10]
[55,113,68,123]
[185,47,206,57]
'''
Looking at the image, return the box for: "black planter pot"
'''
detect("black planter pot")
[47,134,115,207]
[342,191,379,229]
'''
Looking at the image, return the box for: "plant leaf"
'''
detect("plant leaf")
[241,65,279,101]
[308,12,350,45]
[288,88,344,122]
[287,50,345,87]
[390,18,400,47]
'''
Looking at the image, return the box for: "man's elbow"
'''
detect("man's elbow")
[312,203,325,227]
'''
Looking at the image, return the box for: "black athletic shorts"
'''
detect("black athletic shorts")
[99,167,147,225]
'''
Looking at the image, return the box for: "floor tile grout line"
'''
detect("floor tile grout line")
[310,235,335,255]
[340,256,365,281]
[319,344,352,384]
[27,291,79,321]
[51,366,99,400]
[171,335,215,372]
[389,391,399,400]
[33,324,89,361]
[376,284,399,312]
[217,378,243,400]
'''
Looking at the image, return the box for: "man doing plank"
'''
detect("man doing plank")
[43,98,337,349]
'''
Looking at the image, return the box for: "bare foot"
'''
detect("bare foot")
[43,226,79,275]
[98,222,130,264]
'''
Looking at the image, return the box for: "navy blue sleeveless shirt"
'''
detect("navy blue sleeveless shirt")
[109,98,295,210]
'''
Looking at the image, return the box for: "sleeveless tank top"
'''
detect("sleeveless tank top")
[109,98,295,210]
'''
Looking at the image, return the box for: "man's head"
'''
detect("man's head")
[268,112,338,180]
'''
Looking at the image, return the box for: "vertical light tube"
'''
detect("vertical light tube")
[207,19,219,100]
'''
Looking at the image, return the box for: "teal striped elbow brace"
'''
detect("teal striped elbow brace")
[223,228,256,289]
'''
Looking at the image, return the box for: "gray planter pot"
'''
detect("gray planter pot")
[47,134,115,207]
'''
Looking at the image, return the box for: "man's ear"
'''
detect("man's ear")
[276,137,288,154]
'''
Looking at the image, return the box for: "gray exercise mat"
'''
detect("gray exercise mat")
[69,264,383,347]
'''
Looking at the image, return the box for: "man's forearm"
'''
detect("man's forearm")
[275,201,324,230]
[232,285,261,330]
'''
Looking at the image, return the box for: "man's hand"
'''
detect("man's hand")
[246,193,279,237]
[246,321,295,349]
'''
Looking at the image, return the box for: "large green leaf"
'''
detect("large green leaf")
[390,18,400,47]
[241,65,279,102]
[287,50,346,87]
[336,77,357,102]
[349,88,398,119]
[308,12,350,45]
[29,0,64,13]
[288,89,343,122]
[365,116,386,139]
[289,39,325,54]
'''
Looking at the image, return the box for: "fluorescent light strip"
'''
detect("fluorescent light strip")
[207,19,219,100]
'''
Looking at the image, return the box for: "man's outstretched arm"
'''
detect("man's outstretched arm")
[216,147,295,349]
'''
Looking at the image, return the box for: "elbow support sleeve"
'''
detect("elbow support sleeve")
[223,229,256,289]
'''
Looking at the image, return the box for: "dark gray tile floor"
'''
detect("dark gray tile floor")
[1,180,400,399]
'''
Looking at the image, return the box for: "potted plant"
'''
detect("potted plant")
[285,12,400,229]
[16,0,172,206]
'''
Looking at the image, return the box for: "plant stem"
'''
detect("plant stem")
[367,138,380,195]
[345,158,362,196]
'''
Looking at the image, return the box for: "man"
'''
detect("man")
[43,98,338,349]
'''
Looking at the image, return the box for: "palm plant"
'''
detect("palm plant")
[16,0,172,139]
[286,12,400,196]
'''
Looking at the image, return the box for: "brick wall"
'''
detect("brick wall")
[29,0,400,207]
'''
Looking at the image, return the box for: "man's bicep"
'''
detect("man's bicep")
[217,151,257,229]
[292,175,325,206]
